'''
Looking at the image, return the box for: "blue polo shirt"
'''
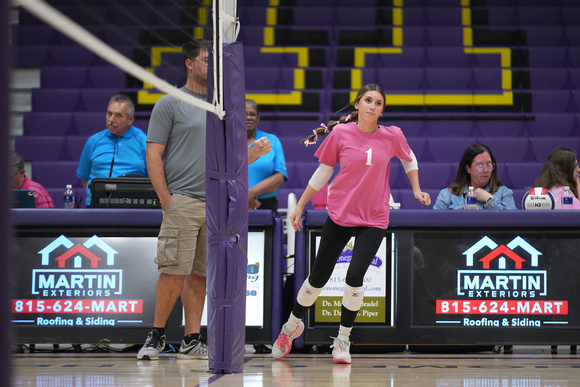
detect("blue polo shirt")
[248,129,288,199]
[77,126,148,205]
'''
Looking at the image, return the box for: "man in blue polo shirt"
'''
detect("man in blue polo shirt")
[76,94,148,206]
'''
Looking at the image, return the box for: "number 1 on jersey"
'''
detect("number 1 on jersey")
[365,148,372,165]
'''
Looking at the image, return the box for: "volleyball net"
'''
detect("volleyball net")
[14,0,239,119]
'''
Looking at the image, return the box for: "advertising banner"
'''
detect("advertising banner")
[11,235,158,329]
[413,232,579,329]
[310,235,392,325]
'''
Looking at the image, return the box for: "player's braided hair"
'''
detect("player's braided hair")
[299,83,386,146]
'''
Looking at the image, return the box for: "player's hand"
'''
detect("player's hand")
[289,204,304,231]
[253,136,271,157]
[415,191,431,206]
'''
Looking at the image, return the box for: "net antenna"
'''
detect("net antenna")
[212,0,240,119]
[14,0,239,120]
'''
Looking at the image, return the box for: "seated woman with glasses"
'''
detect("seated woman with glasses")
[433,143,517,210]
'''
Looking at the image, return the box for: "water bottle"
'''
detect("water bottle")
[561,186,574,209]
[63,184,75,209]
[465,186,478,210]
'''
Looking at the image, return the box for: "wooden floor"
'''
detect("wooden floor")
[11,345,580,386]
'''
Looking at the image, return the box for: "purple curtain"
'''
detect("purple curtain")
[205,42,247,374]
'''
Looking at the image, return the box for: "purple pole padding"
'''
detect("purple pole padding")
[205,42,248,374]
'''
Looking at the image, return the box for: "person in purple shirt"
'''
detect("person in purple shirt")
[11,151,55,208]
[535,147,580,209]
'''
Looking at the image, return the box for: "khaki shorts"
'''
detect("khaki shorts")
[155,194,206,276]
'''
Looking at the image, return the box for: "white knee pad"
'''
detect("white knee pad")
[342,284,364,312]
[296,279,323,308]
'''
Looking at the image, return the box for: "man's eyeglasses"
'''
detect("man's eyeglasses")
[474,162,495,172]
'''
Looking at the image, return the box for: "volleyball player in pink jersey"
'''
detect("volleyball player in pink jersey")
[271,84,431,364]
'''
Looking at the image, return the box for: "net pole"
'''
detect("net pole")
[15,0,223,118]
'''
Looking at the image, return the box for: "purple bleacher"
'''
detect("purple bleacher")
[426,68,502,91]
[32,89,129,112]
[495,162,511,187]
[16,136,88,162]
[23,112,75,136]
[31,161,81,192]
[529,137,580,163]
[425,47,501,68]
[525,114,579,137]
[284,162,319,189]
[475,120,527,137]
[504,162,544,189]
[245,68,297,90]
[152,66,186,88]
[277,187,314,211]
[424,121,478,137]
[259,120,316,138]
[403,8,462,26]
[368,69,424,91]
[237,27,273,46]
[530,68,579,90]
[416,162,456,189]
[12,25,141,46]
[23,112,148,137]
[524,26,580,46]
[276,0,377,6]
[16,136,72,162]
[388,162,407,190]
[406,137,427,159]
[426,137,477,162]
[485,0,578,6]
[391,188,441,210]
[284,7,379,27]
[528,47,580,68]
[403,27,465,47]
[484,7,566,27]
[41,67,127,89]
[243,46,315,68]
[360,47,425,69]
[19,6,182,26]
[11,45,135,67]
[511,188,528,210]
[531,91,576,113]
[388,121,427,138]
[279,137,319,163]
[478,137,531,162]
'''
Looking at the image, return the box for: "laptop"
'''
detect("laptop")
[12,189,36,208]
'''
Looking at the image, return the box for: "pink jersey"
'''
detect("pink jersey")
[21,175,55,208]
[550,186,580,210]
[314,122,412,228]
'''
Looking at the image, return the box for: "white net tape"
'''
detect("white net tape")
[15,0,238,119]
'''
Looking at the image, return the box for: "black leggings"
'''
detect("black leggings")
[293,217,386,325]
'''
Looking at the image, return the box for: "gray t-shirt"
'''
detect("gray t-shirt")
[147,87,206,200]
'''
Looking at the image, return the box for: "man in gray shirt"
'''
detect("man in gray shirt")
[137,39,211,360]
[138,39,270,361]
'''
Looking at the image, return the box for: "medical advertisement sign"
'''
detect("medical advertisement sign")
[311,236,391,324]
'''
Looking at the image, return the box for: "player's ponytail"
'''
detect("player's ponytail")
[299,83,385,146]
[300,111,359,146]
